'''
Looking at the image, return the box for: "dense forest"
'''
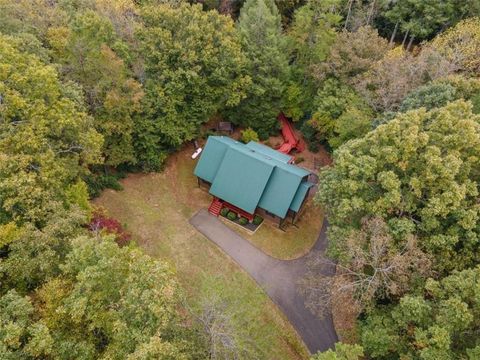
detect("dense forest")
[1,0,480,359]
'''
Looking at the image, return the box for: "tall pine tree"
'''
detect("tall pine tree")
[226,0,290,139]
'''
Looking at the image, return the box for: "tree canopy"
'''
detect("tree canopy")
[360,266,480,359]
[136,3,250,169]
[317,101,480,273]
[1,1,480,359]
[0,34,102,225]
[225,0,289,139]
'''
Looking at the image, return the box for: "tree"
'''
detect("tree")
[136,3,249,170]
[399,82,458,112]
[354,46,455,112]
[36,235,198,359]
[360,266,480,359]
[317,101,480,273]
[0,0,67,40]
[0,290,53,358]
[285,0,342,121]
[300,217,432,317]
[430,17,480,75]
[191,275,272,359]
[382,0,480,43]
[0,34,102,225]
[308,78,373,149]
[436,76,480,114]
[321,26,389,81]
[65,180,93,217]
[274,0,305,25]
[49,10,144,166]
[0,206,86,294]
[375,75,480,126]
[241,128,259,143]
[225,0,289,139]
[341,0,388,32]
[311,342,363,360]
[288,0,341,77]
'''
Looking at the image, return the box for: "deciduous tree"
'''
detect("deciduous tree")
[317,101,480,273]
[309,78,373,149]
[0,290,53,358]
[36,235,189,359]
[321,26,389,81]
[430,17,480,75]
[137,3,249,169]
[0,35,102,225]
[301,217,432,318]
[360,266,480,359]
[354,46,455,112]
[49,10,143,166]
[311,342,363,360]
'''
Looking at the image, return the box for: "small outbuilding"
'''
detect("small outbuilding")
[194,136,314,228]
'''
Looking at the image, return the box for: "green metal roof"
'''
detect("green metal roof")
[258,167,302,218]
[210,147,274,213]
[194,136,313,218]
[245,141,292,163]
[290,182,314,213]
[193,137,236,182]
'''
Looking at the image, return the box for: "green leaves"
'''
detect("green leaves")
[0,35,102,225]
[317,101,480,272]
[312,342,364,360]
[309,78,373,149]
[52,9,143,167]
[136,3,249,169]
[360,266,480,359]
[225,0,289,139]
[0,290,54,358]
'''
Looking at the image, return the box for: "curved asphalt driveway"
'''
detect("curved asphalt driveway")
[189,209,338,354]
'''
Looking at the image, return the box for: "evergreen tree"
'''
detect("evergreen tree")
[284,0,341,121]
[226,0,290,139]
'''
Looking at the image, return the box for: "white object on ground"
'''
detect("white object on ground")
[191,147,203,159]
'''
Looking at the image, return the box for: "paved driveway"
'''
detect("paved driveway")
[189,209,338,354]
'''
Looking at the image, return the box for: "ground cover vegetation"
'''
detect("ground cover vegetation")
[1,0,480,359]
[94,151,310,360]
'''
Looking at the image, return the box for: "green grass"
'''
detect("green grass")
[93,149,310,360]
[224,201,324,260]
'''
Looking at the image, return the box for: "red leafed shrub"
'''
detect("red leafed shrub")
[89,208,132,247]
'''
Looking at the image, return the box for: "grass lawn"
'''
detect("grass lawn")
[93,148,310,360]
[224,201,323,260]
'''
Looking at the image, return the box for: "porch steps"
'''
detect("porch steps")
[208,198,223,216]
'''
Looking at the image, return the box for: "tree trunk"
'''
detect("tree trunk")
[344,0,354,30]
[389,21,399,45]
[406,34,415,51]
[366,0,376,25]
[401,28,410,47]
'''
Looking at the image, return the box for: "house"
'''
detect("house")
[194,136,315,227]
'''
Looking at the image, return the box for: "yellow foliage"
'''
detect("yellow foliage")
[431,17,480,74]
[0,222,22,247]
